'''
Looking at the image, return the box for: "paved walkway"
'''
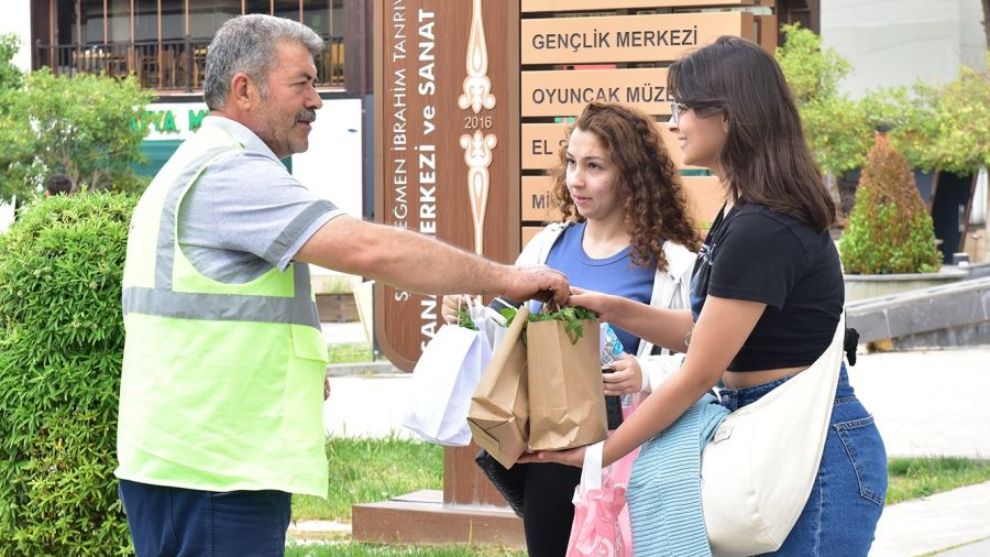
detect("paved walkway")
[318,341,990,555]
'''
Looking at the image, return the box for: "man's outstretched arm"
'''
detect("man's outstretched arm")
[294,215,569,305]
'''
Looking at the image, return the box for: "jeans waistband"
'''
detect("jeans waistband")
[720,365,851,412]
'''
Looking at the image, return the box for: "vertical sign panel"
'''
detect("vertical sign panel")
[374,0,518,371]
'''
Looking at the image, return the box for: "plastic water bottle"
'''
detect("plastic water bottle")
[600,324,633,415]
[600,323,624,366]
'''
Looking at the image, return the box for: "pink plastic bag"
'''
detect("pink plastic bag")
[566,441,637,557]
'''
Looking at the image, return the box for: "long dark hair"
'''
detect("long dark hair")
[549,102,700,272]
[668,36,836,231]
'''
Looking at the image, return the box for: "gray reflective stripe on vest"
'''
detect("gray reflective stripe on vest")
[126,250,320,328]
[122,286,320,327]
[155,143,242,290]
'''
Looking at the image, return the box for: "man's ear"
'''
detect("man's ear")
[229,72,255,109]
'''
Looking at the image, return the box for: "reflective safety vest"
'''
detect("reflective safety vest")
[116,122,330,497]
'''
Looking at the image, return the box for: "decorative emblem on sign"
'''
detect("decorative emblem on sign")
[457,0,496,113]
[460,130,497,255]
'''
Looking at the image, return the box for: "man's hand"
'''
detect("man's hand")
[502,265,569,306]
[517,445,585,468]
[603,353,643,396]
[324,377,331,401]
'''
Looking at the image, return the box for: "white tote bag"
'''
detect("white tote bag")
[402,307,493,446]
[701,316,846,557]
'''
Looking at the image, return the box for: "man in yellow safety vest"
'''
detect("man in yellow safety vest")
[116,14,568,557]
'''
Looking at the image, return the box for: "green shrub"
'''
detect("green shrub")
[839,133,941,274]
[0,193,136,556]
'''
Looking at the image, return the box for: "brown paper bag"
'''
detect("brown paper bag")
[526,317,607,451]
[467,306,531,469]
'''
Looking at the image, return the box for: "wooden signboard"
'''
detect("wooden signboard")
[521,175,556,222]
[522,0,755,11]
[522,67,672,117]
[522,225,543,245]
[522,122,700,170]
[372,0,520,372]
[521,163,721,230]
[363,0,525,545]
[683,175,724,229]
[522,12,756,65]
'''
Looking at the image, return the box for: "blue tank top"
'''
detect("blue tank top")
[543,222,656,352]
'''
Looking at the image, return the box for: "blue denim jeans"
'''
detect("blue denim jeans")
[118,479,292,557]
[719,366,887,557]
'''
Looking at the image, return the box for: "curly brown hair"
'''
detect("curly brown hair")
[549,101,701,271]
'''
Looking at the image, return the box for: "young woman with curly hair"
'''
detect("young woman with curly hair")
[442,101,700,557]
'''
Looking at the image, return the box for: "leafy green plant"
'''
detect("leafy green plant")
[839,133,941,274]
[455,304,478,331]
[0,193,136,556]
[498,306,517,327]
[529,306,598,344]
[0,37,152,201]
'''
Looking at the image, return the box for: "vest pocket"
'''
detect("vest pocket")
[291,324,330,362]
[281,325,330,442]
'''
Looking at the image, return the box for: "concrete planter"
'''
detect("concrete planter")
[844,267,969,302]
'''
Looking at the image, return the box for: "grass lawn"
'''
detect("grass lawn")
[292,437,443,521]
[299,439,990,522]
[887,456,990,504]
[286,544,525,556]
[326,343,375,364]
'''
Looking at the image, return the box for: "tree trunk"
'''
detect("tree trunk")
[983,0,990,52]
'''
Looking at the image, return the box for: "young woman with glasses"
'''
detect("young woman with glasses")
[523,36,887,556]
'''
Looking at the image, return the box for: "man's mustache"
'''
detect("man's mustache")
[296,110,317,123]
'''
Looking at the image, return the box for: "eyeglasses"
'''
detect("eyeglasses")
[670,102,689,125]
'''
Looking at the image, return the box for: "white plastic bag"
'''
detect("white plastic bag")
[402,302,492,446]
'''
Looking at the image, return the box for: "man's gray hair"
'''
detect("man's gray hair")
[203,14,323,110]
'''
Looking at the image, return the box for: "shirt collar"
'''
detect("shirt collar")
[200,115,281,162]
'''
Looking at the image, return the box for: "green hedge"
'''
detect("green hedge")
[0,193,136,556]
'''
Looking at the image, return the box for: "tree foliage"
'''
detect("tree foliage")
[776,23,871,175]
[925,62,990,174]
[777,24,990,176]
[0,40,152,201]
[0,193,136,556]
[839,134,941,274]
[0,34,21,93]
